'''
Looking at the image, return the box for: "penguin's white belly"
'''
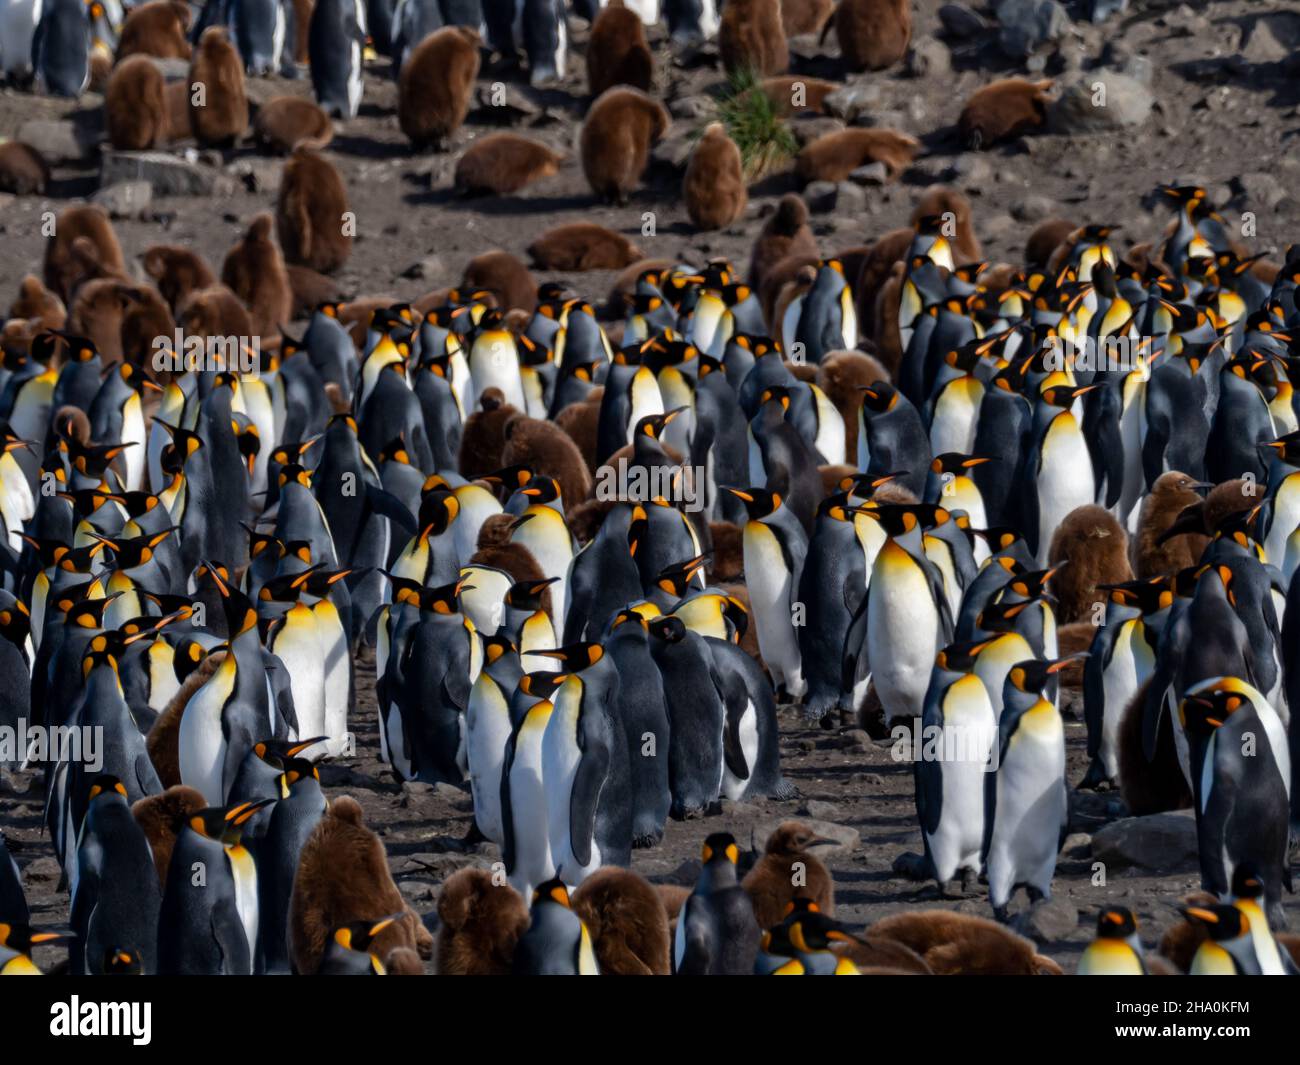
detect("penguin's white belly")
[722,698,759,801]
[178,673,232,806]
[988,717,1065,901]
[508,727,555,896]
[274,613,326,740]
[542,704,583,884]
[1265,481,1300,570]
[926,684,994,881]
[384,703,411,778]
[1034,418,1097,566]
[744,524,803,695]
[0,0,39,75]
[868,548,938,721]
[315,605,350,754]
[226,845,258,974]
[929,379,981,457]
[1101,626,1149,779]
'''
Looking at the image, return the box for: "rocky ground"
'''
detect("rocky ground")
[4,0,1300,973]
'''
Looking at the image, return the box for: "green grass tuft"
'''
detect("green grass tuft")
[714,67,799,181]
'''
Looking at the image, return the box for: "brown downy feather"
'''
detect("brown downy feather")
[868,911,1061,975]
[131,785,207,890]
[1053,621,1094,688]
[289,795,433,975]
[1047,504,1132,624]
[571,867,671,975]
[435,868,530,974]
[1133,471,1210,577]
[742,821,835,930]
[458,389,522,479]
[1117,676,1193,815]
[816,349,889,458]
[707,522,744,582]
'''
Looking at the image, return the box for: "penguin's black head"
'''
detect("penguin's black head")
[930,453,992,477]
[635,408,685,441]
[518,670,566,699]
[722,486,781,520]
[1231,864,1266,901]
[277,462,313,490]
[1004,564,1064,602]
[607,608,649,634]
[973,527,1025,554]
[647,615,687,645]
[787,912,862,953]
[334,913,404,954]
[281,756,321,788]
[935,639,991,673]
[482,463,536,492]
[0,595,30,644]
[0,923,69,956]
[172,637,209,683]
[87,775,128,803]
[781,896,822,923]
[532,641,605,671]
[199,561,259,636]
[1038,383,1097,409]
[516,476,562,505]
[976,596,1042,633]
[103,948,142,975]
[858,382,899,412]
[1179,685,1248,736]
[728,334,777,359]
[1196,563,1237,607]
[418,489,460,537]
[505,576,559,610]
[1096,906,1138,939]
[253,736,328,767]
[482,634,519,664]
[532,878,572,908]
[758,386,793,412]
[1182,904,1247,942]
[422,577,471,615]
[303,568,356,599]
[1099,577,1172,616]
[1263,430,1300,467]
[190,799,274,844]
[65,591,122,631]
[701,833,739,865]
[856,502,947,538]
[379,435,413,465]
[655,554,709,597]
[1006,656,1078,695]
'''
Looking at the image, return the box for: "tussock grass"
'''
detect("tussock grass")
[714,67,798,181]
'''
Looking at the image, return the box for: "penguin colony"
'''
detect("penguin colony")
[0,2,1296,981]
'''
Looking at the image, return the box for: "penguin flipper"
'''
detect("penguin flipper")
[676,895,715,975]
[915,750,942,839]
[500,732,518,872]
[1081,632,1108,760]
[840,588,871,693]
[569,724,610,869]
[211,895,252,975]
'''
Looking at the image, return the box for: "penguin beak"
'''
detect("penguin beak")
[722,487,754,503]
[287,737,329,757]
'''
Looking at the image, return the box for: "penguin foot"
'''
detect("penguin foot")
[1078,758,1113,791]
[461,821,486,846]
[991,904,1011,924]
[1026,885,1046,904]
[961,867,981,894]
[632,831,663,849]
[770,779,799,801]
[891,851,932,881]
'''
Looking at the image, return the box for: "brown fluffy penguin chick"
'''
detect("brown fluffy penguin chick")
[1156,892,1220,972]
[835,0,911,71]
[290,796,433,974]
[131,785,207,890]
[44,205,126,303]
[749,194,818,292]
[833,936,933,974]
[783,0,835,37]
[1134,471,1210,577]
[913,185,982,263]
[501,414,594,506]
[9,275,66,331]
[571,867,671,975]
[287,265,343,316]
[796,128,919,185]
[816,349,888,458]
[656,884,691,923]
[760,75,838,116]
[69,279,140,360]
[853,226,910,333]
[555,398,602,474]
[528,223,644,271]
[1046,504,1132,623]
[116,0,192,60]
[435,868,530,974]
[277,148,352,274]
[587,1,654,97]
[120,284,175,366]
[188,27,248,147]
[1025,217,1078,268]
[580,87,670,205]
[141,244,216,314]
[1117,677,1193,815]
[720,0,788,75]
[1053,621,1093,688]
[0,141,50,195]
[162,80,192,143]
[470,530,547,587]
[683,123,748,231]
[454,133,565,196]
[459,389,523,479]
[742,822,835,930]
[254,96,334,154]
[221,213,292,341]
[708,521,744,582]
[567,497,614,544]
[759,253,819,330]
[868,911,1062,975]
[959,78,1052,150]
[384,947,425,974]
[399,26,481,150]
[179,283,255,341]
[461,250,538,312]
[146,651,223,788]
[106,56,170,150]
